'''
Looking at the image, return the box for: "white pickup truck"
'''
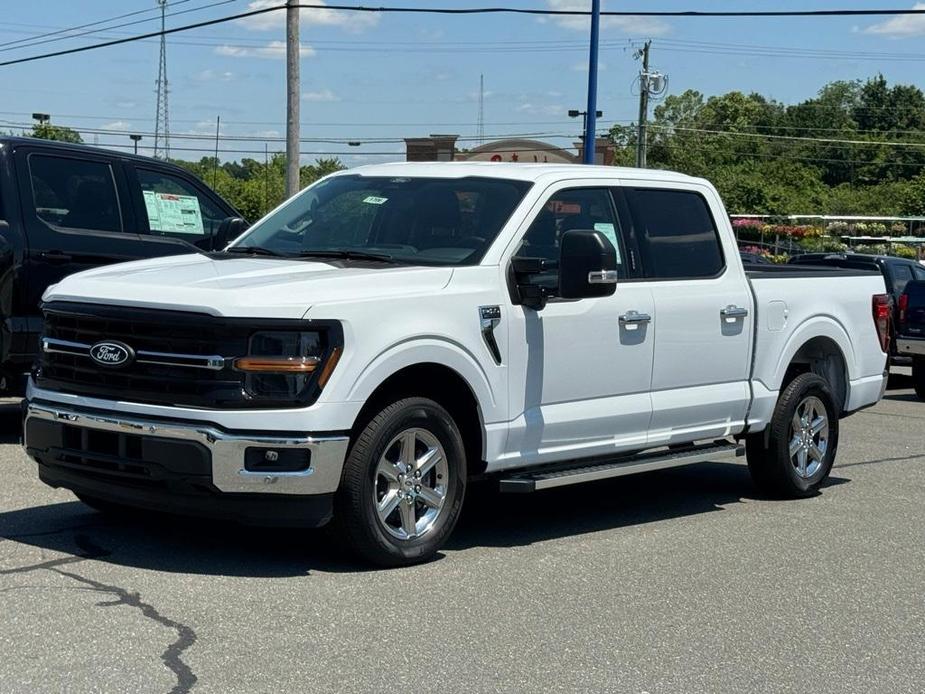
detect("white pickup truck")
[24,163,890,566]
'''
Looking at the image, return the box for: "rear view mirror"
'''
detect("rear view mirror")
[558,229,618,299]
[213,216,248,251]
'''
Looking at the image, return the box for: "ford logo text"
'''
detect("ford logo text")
[89,341,134,368]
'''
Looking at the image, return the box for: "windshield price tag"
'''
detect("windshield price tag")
[363,196,388,205]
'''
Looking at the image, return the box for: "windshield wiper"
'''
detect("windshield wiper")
[223,245,286,257]
[294,249,400,263]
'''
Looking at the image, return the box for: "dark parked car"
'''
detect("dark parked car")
[897,279,925,399]
[789,252,925,364]
[739,251,772,265]
[0,136,246,392]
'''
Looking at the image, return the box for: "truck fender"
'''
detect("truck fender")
[344,337,499,423]
[769,316,856,391]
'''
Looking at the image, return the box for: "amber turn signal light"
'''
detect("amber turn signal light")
[234,356,320,373]
[316,347,342,388]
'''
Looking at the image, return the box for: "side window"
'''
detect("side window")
[514,188,624,289]
[914,266,925,281]
[624,188,724,280]
[136,168,226,242]
[891,264,914,295]
[28,155,122,233]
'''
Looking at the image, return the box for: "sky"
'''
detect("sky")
[4,0,925,166]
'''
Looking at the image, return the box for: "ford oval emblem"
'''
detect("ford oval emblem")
[89,341,134,368]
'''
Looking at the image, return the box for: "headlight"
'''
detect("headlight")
[235,330,341,401]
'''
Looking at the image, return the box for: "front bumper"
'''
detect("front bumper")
[24,401,350,523]
[897,338,925,357]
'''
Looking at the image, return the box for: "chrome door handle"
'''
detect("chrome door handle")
[619,310,652,325]
[720,305,749,319]
[588,270,619,284]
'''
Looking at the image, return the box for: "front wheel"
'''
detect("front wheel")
[746,372,839,498]
[913,357,925,401]
[333,397,467,567]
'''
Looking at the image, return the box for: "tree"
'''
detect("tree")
[30,122,82,144]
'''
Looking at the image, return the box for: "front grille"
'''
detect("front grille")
[36,302,338,408]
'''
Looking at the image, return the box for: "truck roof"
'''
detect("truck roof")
[0,135,174,168]
[339,160,703,185]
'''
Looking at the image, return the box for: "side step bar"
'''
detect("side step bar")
[498,441,744,493]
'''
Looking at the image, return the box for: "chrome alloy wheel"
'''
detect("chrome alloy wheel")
[374,428,449,540]
[789,395,829,479]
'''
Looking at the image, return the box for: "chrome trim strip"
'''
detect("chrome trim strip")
[42,337,226,371]
[24,402,350,495]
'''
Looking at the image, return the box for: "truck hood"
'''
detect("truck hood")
[43,253,455,318]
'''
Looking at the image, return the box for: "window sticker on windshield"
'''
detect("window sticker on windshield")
[594,222,621,262]
[363,196,388,205]
[143,190,204,234]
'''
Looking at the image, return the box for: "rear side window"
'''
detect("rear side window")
[28,154,122,233]
[624,188,724,279]
[915,266,925,281]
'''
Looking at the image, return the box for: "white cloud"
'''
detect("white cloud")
[215,41,314,59]
[102,120,131,131]
[236,0,379,32]
[542,0,669,36]
[302,88,340,102]
[195,68,235,82]
[516,102,565,116]
[865,3,925,36]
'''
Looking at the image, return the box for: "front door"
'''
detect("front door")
[500,184,655,470]
[616,184,753,445]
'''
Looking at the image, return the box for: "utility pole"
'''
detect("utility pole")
[582,0,601,164]
[635,40,651,168]
[477,74,485,146]
[285,0,300,199]
[212,115,220,188]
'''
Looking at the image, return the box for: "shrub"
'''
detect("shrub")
[889,245,918,259]
[800,237,849,253]
[826,221,850,235]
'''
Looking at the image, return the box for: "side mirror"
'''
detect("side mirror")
[213,216,248,251]
[558,229,618,299]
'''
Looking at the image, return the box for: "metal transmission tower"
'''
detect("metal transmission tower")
[477,74,485,145]
[153,0,170,159]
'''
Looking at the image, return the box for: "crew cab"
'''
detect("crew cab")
[0,136,244,393]
[897,279,925,399]
[23,163,890,566]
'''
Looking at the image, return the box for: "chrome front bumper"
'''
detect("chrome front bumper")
[897,338,925,357]
[24,402,350,495]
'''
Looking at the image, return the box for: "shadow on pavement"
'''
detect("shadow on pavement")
[1,461,850,576]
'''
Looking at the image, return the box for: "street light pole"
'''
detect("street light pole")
[582,0,601,165]
[129,134,142,155]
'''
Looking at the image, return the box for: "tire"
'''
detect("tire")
[333,397,467,567]
[745,372,839,498]
[913,357,925,401]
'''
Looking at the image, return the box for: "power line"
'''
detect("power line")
[651,124,925,149]
[5,4,925,67]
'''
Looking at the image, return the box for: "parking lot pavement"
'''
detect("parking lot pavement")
[1,375,923,694]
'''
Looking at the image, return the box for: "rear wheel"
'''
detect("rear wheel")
[334,397,467,567]
[913,357,925,401]
[746,372,839,498]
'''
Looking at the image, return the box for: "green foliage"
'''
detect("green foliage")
[30,123,82,144]
[172,154,345,221]
[610,75,925,216]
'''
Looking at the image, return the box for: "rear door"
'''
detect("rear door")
[14,146,148,317]
[615,184,753,445]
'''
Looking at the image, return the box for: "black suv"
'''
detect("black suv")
[789,252,925,364]
[0,137,245,392]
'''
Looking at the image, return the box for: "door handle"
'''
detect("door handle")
[40,251,73,264]
[619,310,652,325]
[721,305,749,319]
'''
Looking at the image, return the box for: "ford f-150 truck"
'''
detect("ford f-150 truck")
[23,163,890,566]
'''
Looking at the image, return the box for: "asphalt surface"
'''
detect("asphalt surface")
[1,373,924,694]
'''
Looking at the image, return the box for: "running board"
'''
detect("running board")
[498,441,744,493]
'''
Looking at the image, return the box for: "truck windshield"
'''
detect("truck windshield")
[231,174,532,266]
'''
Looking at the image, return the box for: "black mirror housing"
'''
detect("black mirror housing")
[213,216,248,251]
[558,229,618,300]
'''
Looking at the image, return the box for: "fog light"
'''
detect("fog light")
[244,447,311,473]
